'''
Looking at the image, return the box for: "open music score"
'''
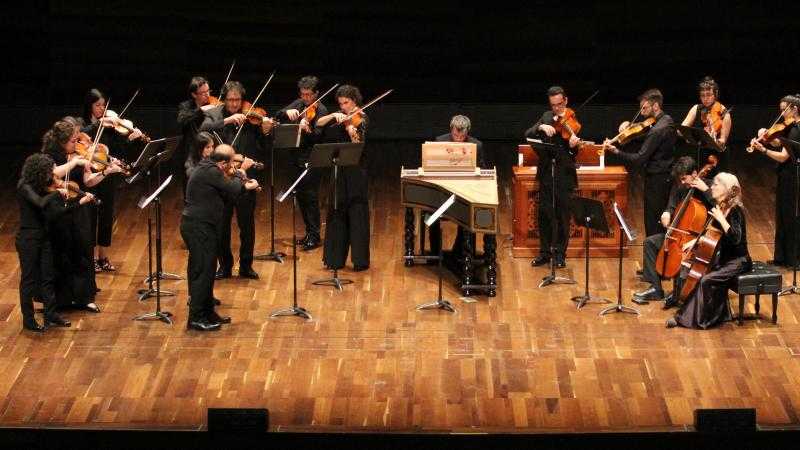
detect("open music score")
[421,141,478,172]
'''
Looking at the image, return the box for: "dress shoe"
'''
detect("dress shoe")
[23,319,45,332]
[214,298,222,306]
[353,264,369,272]
[636,269,644,277]
[554,257,566,269]
[187,319,221,331]
[215,267,232,280]
[45,314,71,328]
[633,286,663,301]
[296,234,310,246]
[302,235,322,251]
[531,255,550,267]
[239,267,259,279]
[662,293,678,310]
[74,302,101,313]
[207,311,231,325]
[631,296,650,305]
[665,317,679,328]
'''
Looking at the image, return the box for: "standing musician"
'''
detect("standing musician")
[78,88,141,273]
[185,131,216,179]
[429,115,485,258]
[177,76,217,189]
[525,86,579,269]
[604,89,676,238]
[200,81,272,280]
[681,76,732,172]
[181,144,260,331]
[315,84,370,271]
[667,172,750,329]
[633,156,713,306]
[275,76,329,251]
[748,94,800,268]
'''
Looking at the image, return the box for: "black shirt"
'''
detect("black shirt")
[435,133,485,168]
[276,99,329,150]
[16,183,61,232]
[615,112,676,174]
[524,110,578,189]
[177,99,205,159]
[200,105,268,178]
[316,112,369,165]
[182,159,244,228]
[715,205,749,264]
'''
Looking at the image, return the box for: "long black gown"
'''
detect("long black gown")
[773,124,800,267]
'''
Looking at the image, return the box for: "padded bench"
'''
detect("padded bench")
[729,261,782,325]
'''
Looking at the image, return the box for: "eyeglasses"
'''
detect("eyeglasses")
[549,100,566,108]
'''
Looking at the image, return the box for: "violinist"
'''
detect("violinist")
[185,131,216,179]
[78,88,134,273]
[428,115,485,258]
[749,94,800,268]
[524,86,579,269]
[667,172,750,329]
[275,75,329,251]
[681,76,731,171]
[200,81,269,280]
[634,157,713,306]
[41,120,103,314]
[181,144,260,331]
[177,76,217,187]
[315,84,371,271]
[604,89,676,238]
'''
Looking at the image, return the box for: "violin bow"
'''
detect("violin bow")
[231,71,276,147]
[297,83,340,119]
[344,89,393,121]
[572,90,599,115]
[117,89,140,119]
[216,59,236,99]
[90,99,111,164]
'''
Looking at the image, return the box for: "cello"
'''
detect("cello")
[655,155,718,278]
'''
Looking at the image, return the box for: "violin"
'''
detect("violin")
[606,116,657,146]
[103,110,151,142]
[700,102,730,137]
[48,177,101,205]
[746,116,798,153]
[240,101,272,126]
[303,103,317,121]
[225,162,262,191]
[553,107,582,140]
[232,153,264,170]
[75,132,131,175]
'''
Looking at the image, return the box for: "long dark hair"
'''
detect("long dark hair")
[40,120,77,156]
[190,131,215,164]
[81,88,105,123]
[19,153,55,194]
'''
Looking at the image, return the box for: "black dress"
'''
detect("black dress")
[773,124,800,267]
[675,206,751,329]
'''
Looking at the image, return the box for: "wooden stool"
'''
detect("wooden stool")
[730,261,782,325]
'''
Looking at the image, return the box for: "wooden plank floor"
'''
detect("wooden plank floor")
[0,146,799,433]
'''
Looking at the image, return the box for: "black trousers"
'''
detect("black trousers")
[292,152,322,238]
[643,172,672,238]
[218,190,256,271]
[181,216,219,322]
[538,183,572,259]
[323,166,370,269]
[428,221,470,256]
[675,257,750,329]
[89,176,116,248]
[16,231,57,322]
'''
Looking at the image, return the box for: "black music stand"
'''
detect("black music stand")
[310,142,364,291]
[416,194,457,313]
[133,175,173,325]
[570,196,612,309]
[778,136,800,296]
[527,138,576,287]
[126,137,183,301]
[254,125,301,263]
[676,125,724,168]
[600,202,640,316]
[270,168,312,320]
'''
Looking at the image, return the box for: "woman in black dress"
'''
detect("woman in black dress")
[314,85,370,271]
[668,172,750,329]
[748,94,800,268]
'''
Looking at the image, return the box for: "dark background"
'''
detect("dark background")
[1,1,799,177]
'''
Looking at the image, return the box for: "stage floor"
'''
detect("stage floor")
[1,146,798,433]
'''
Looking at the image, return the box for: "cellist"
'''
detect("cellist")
[633,156,714,306]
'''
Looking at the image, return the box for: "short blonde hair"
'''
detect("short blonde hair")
[713,172,743,210]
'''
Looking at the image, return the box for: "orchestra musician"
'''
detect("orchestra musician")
[680,76,731,173]
[181,144,259,331]
[428,115,485,259]
[177,76,217,191]
[525,86,579,269]
[604,89,676,238]
[276,76,329,251]
[200,81,271,280]
[315,84,370,272]
[748,94,800,268]
[185,131,216,179]
[667,172,750,329]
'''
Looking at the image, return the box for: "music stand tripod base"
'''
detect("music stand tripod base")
[780,285,800,296]
[255,251,286,263]
[270,306,312,320]
[539,272,576,288]
[571,294,612,310]
[599,303,640,316]
[416,299,456,313]
[313,271,353,291]
[137,287,175,301]
[134,310,173,324]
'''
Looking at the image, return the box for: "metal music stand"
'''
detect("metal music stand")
[415,195,457,313]
[600,202,640,316]
[778,136,800,296]
[527,138,576,287]
[676,125,724,167]
[254,124,301,263]
[126,137,183,301]
[270,167,312,320]
[570,196,612,309]
[310,142,364,291]
[133,175,174,325]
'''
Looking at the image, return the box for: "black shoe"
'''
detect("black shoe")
[45,314,71,327]
[665,317,678,328]
[662,293,678,310]
[207,311,231,325]
[632,296,650,305]
[636,269,644,277]
[302,236,321,251]
[554,257,566,269]
[23,319,45,332]
[296,234,310,246]
[239,267,259,279]
[531,255,550,267]
[633,287,663,301]
[214,298,222,306]
[353,264,369,272]
[75,302,101,313]
[187,319,221,331]
[215,267,232,280]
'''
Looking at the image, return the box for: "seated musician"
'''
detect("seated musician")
[428,115,485,259]
[667,172,750,329]
[633,156,713,307]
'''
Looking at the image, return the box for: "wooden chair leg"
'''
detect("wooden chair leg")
[772,293,778,324]
[755,293,761,315]
[738,294,745,325]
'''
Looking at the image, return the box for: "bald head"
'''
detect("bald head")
[210,144,234,163]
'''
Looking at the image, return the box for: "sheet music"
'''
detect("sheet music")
[613,201,636,241]
[138,175,172,209]
[425,194,456,227]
